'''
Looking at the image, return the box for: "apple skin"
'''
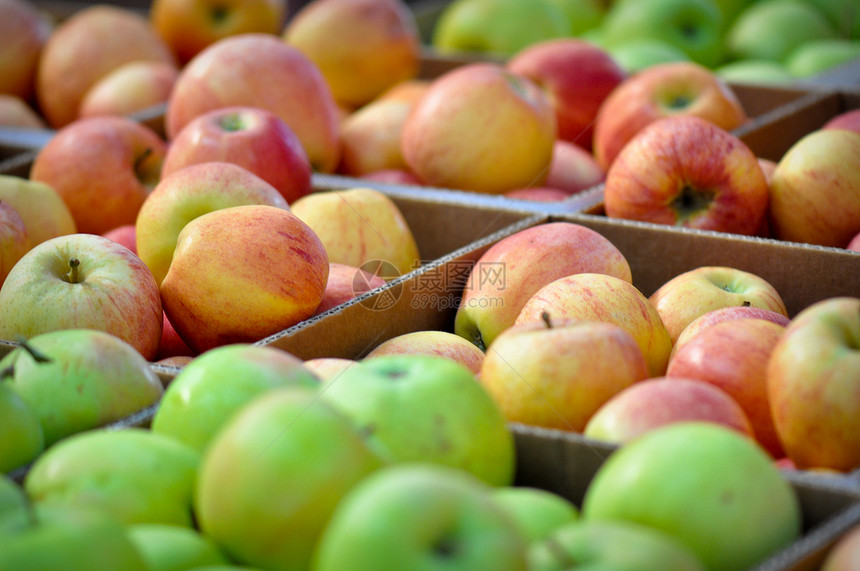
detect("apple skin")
[0,200,29,286]
[151,0,287,65]
[672,305,790,358]
[767,297,860,471]
[490,486,579,545]
[166,33,342,173]
[127,524,229,570]
[823,109,860,135]
[503,187,571,202]
[606,38,692,75]
[361,168,424,185]
[581,422,802,571]
[506,38,627,151]
[0,233,164,361]
[161,204,329,353]
[365,330,486,376]
[101,224,137,254]
[315,262,387,315]
[515,273,673,378]
[0,0,51,101]
[584,377,755,445]
[401,63,557,193]
[0,328,163,447]
[592,61,748,171]
[337,97,416,177]
[302,357,358,383]
[0,95,47,128]
[0,382,44,473]
[847,231,860,252]
[195,386,386,571]
[35,4,176,128]
[78,61,179,120]
[311,464,528,571]
[821,523,860,571]
[0,474,26,516]
[0,175,76,249]
[454,221,632,352]
[283,0,421,109]
[30,115,167,236]
[543,140,606,195]
[603,115,769,236]
[785,38,860,78]
[481,318,649,432]
[767,128,860,247]
[161,106,313,205]
[157,311,195,361]
[666,319,787,458]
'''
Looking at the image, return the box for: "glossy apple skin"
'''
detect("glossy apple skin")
[166,34,341,173]
[315,262,386,315]
[401,63,556,193]
[506,38,627,151]
[30,116,166,236]
[604,115,769,236]
[543,140,605,195]
[36,5,176,128]
[0,0,51,100]
[672,305,790,358]
[365,330,486,376]
[79,61,179,119]
[767,297,860,471]
[593,61,748,170]
[162,106,312,205]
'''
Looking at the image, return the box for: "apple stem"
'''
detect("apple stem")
[541,311,552,329]
[17,338,52,365]
[741,300,751,307]
[64,258,81,284]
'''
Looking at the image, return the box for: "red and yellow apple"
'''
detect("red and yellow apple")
[78,61,179,120]
[365,330,486,376]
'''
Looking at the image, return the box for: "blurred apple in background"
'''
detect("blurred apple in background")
[402,63,556,193]
[593,62,748,171]
[806,0,860,39]
[454,221,632,352]
[820,523,860,571]
[481,316,649,432]
[0,329,163,446]
[545,0,605,36]
[542,140,605,195]
[0,175,76,249]
[823,108,860,134]
[127,524,229,570]
[0,95,46,128]
[136,161,289,285]
[30,115,166,235]
[361,168,424,185]
[503,187,571,202]
[151,0,287,65]
[161,204,329,353]
[36,5,176,128]
[768,127,860,247]
[0,201,28,287]
[315,262,387,315]
[284,0,421,109]
[506,38,627,151]
[0,0,51,101]
[0,233,163,361]
[648,265,788,345]
[303,357,357,382]
[166,33,342,173]
[365,330,486,375]
[784,38,860,77]
[490,486,579,545]
[757,157,779,184]
[603,116,769,236]
[715,59,796,86]
[78,61,179,119]
[606,39,691,75]
[102,224,137,254]
[0,382,43,473]
[672,304,790,358]
[162,106,312,204]
[847,230,860,251]
[290,188,421,277]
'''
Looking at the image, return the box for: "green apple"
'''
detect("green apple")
[726,0,837,62]
[195,386,386,571]
[582,422,802,570]
[151,343,320,452]
[321,354,516,487]
[0,475,26,518]
[529,520,706,570]
[0,381,43,473]
[0,503,148,571]
[127,524,229,571]
[599,0,725,68]
[784,38,860,77]
[311,464,529,571]
[805,0,860,38]
[606,38,691,74]
[25,428,200,527]
[431,0,570,57]
[715,58,795,85]
[0,329,163,447]
[544,0,605,36]
[490,487,579,544]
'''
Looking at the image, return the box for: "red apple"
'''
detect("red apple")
[0,0,51,101]
[102,224,137,255]
[822,108,860,135]
[162,106,312,204]
[0,94,46,129]
[847,230,860,252]
[603,115,769,236]
[543,140,605,195]
[156,312,195,361]
[365,330,486,376]
[315,262,386,315]
[672,304,791,358]
[503,187,571,202]
[360,169,424,186]
[78,61,179,120]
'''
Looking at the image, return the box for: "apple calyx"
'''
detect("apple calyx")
[209,5,230,24]
[218,113,245,133]
[541,311,553,329]
[63,258,81,284]
[433,534,459,558]
[742,300,751,307]
[670,184,715,224]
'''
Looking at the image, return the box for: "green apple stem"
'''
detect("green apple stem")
[541,311,552,329]
[64,258,81,284]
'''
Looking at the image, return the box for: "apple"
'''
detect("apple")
[821,523,860,571]
[361,169,424,186]
[127,524,229,570]
[603,116,770,236]
[545,0,605,36]
[490,486,579,545]
[672,304,790,358]
[195,385,386,570]
[151,0,288,65]
[101,224,137,254]
[506,38,627,151]
[161,106,313,205]
[161,204,329,353]
[431,0,570,57]
[165,33,342,173]
[785,38,860,77]
[503,188,571,202]
[315,262,387,315]
[0,95,47,129]
[136,161,289,285]
[529,520,706,571]
[364,330,486,376]
[823,108,860,134]
[606,38,691,75]
[806,0,860,39]
[767,297,860,471]
[302,357,358,382]
[454,221,632,352]
[35,4,176,128]
[283,0,421,109]
[0,200,29,287]
[768,126,860,247]
[581,422,802,570]
[584,377,755,444]
[289,187,421,277]
[848,231,860,251]
[156,355,194,369]
[481,316,649,432]
[0,0,51,101]
[758,156,779,184]
[0,475,26,516]
[337,97,416,176]
[542,140,605,195]
[0,175,76,249]
[401,63,557,193]
[30,115,167,236]
[78,61,179,120]
[648,265,788,345]
[514,273,672,378]
[714,59,796,86]
[599,0,725,68]
[0,382,43,473]
[157,312,195,361]
[151,343,320,452]
[592,61,748,171]
[312,464,528,571]
[726,0,836,63]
